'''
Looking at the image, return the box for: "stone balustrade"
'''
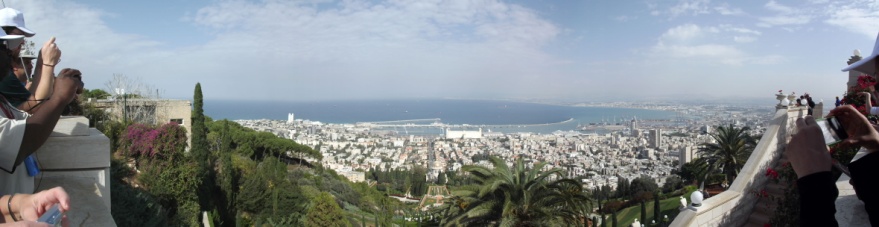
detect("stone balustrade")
[33,116,115,226]
[669,105,809,226]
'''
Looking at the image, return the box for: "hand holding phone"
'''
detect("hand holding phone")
[36,204,62,226]
[828,105,879,152]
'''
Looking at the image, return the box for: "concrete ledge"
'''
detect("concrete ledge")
[37,169,110,210]
[35,176,116,226]
[50,116,90,137]
[35,129,110,170]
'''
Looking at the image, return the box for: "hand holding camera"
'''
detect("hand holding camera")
[828,105,879,152]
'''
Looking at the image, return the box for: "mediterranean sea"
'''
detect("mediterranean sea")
[204,99,677,134]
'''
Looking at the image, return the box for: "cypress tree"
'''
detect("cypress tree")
[601,213,607,227]
[640,201,647,226]
[654,192,661,224]
[611,211,617,227]
[192,83,214,217]
[592,216,598,227]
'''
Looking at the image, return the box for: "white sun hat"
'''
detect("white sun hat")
[843,32,879,74]
[0,8,34,37]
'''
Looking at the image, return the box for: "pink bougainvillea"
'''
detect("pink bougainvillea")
[120,123,188,159]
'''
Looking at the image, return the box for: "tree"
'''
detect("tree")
[661,175,683,193]
[104,74,161,124]
[601,213,607,227]
[80,88,111,100]
[697,124,756,183]
[305,192,350,227]
[440,157,592,226]
[653,191,661,224]
[629,176,658,202]
[611,211,617,227]
[191,83,215,220]
[640,201,646,226]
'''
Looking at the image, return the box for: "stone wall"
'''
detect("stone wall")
[670,106,807,227]
[34,116,116,226]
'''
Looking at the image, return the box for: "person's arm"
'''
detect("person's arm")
[15,69,81,166]
[849,152,879,226]
[18,38,59,114]
[786,116,838,226]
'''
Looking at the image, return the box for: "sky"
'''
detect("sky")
[7,0,879,103]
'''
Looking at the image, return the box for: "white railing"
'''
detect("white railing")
[669,105,812,227]
[34,116,116,226]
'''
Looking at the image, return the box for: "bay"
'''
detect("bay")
[204,99,677,134]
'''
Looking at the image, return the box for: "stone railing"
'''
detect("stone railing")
[33,116,115,226]
[669,104,812,226]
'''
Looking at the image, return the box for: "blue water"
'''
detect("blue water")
[204,99,677,134]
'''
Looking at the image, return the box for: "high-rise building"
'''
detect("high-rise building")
[679,146,697,168]
[630,116,638,135]
[287,113,295,123]
[649,129,662,148]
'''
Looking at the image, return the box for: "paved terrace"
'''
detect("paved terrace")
[669,103,870,227]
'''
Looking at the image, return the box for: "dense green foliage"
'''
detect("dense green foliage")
[438,157,592,226]
[305,192,350,227]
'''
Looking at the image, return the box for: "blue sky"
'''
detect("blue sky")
[8,0,879,103]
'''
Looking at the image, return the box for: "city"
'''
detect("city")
[235,102,774,196]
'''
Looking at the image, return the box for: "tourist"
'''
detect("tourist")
[805,93,816,115]
[0,186,69,226]
[0,30,83,195]
[836,96,841,108]
[0,8,61,113]
[788,105,879,226]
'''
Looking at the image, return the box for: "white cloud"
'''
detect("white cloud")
[667,0,712,18]
[757,0,811,28]
[824,6,879,39]
[653,42,742,58]
[758,15,811,27]
[15,0,566,100]
[651,24,777,65]
[765,0,794,14]
[714,4,744,16]
[659,24,704,42]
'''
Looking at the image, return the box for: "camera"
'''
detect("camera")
[817,116,848,145]
[37,204,62,226]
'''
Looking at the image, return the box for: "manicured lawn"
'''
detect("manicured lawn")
[601,191,693,227]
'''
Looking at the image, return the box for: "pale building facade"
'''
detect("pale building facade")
[91,99,193,145]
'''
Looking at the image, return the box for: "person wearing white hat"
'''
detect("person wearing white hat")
[0,7,60,113]
[0,28,82,198]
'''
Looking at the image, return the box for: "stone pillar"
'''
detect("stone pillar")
[848,52,863,89]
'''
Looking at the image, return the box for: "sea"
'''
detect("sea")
[204,99,678,135]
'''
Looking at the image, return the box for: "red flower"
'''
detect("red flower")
[761,189,768,197]
[765,168,779,179]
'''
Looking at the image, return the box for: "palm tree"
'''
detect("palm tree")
[697,124,757,184]
[439,157,592,226]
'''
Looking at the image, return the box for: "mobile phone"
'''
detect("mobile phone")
[37,204,62,226]
[817,117,848,145]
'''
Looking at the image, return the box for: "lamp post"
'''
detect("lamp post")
[115,88,127,122]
